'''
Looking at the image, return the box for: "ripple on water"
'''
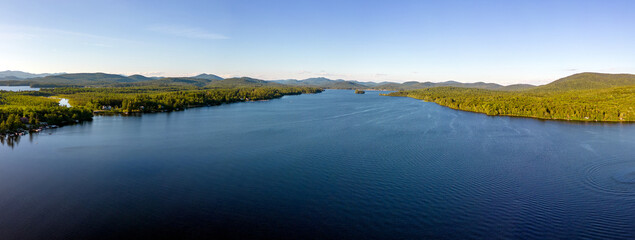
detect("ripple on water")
[612,167,635,184]
[583,159,635,196]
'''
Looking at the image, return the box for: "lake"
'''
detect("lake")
[0,86,40,92]
[0,86,70,107]
[1,90,634,239]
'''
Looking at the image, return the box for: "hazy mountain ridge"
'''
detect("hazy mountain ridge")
[208,77,284,88]
[272,77,536,90]
[1,71,632,92]
[0,70,65,80]
[271,73,635,91]
[273,77,367,89]
[193,73,224,81]
[0,72,223,87]
[127,74,154,82]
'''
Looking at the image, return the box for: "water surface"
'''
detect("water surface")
[0,86,40,92]
[1,90,634,239]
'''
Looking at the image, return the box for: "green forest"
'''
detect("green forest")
[388,85,635,122]
[0,84,322,135]
[387,73,635,122]
[0,91,93,134]
[2,72,634,135]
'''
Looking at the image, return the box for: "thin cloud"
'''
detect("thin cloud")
[0,32,36,40]
[0,24,137,45]
[149,25,228,40]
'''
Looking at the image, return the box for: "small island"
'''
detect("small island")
[355,89,365,94]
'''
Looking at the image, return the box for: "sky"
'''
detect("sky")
[0,0,634,85]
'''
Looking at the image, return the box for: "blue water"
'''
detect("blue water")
[1,90,634,239]
[0,86,40,92]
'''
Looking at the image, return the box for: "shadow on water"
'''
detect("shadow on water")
[0,121,95,149]
[0,135,21,149]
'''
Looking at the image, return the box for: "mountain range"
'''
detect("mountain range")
[1,71,634,92]
[0,70,65,80]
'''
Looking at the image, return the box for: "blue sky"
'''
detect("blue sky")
[0,0,634,84]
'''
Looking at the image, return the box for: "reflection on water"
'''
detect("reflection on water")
[0,135,21,148]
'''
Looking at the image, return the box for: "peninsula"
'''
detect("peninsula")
[387,73,635,122]
[0,74,322,136]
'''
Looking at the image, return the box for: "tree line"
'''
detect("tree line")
[1,85,322,134]
[0,91,92,134]
[387,85,635,122]
[43,86,322,113]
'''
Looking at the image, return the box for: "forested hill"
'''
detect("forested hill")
[272,73,634,91]
[0,71,538,90]
[0,70,64,80]
[3,71,632,92]
[372,81,535,91]
[193,73,224,80]
[272,77,534,90]
[273,77,368,89]
[32,73,142,86]
[387,72,635,122]
[207,77,284,88]
[376,72,635,92]
[532,72,635,91]
[0,73,226,88]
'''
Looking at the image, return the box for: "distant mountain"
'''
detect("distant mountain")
[128,74,154,82]
[0,70,65,80]
[193,73,224,81]
[273,79,304,85]
[372,81,527,91]
[273,77,333,86]
[499,84,536,91]
[272,77,372,89]
[208,77,284,88]
[0,76,22,81]
[324,80,367,89]
[379,72,634,93]
[271,77,532,90]
[0,71,551,91]
[0,73,160,87]
[150,77,212,87]
[350,80,392,87]
[301,77,340,86]
[535,72,635,91]
[32,73,143,85]
[0,72,276,88]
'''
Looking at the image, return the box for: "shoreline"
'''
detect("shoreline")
[386,95,635,124]
[1,91,321,143]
